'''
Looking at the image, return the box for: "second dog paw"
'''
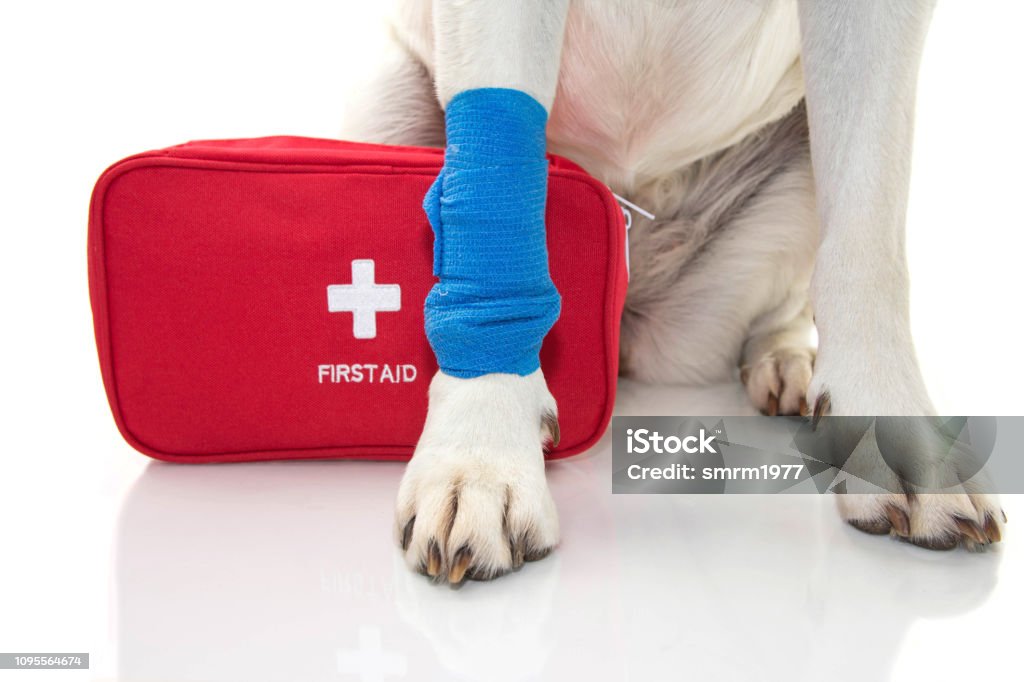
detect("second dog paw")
[741,347,814,416]
[838,491,1005,551]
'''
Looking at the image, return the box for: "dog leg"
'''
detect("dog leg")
[797,0,1003,548]
[343,48,560,580]
[387,0,570,582]
[338,39,443,147]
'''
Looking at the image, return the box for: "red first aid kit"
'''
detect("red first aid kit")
[88,136,627,463]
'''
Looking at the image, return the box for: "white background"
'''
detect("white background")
[1,2,1022,681]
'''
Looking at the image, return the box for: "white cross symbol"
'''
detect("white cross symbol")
[327,259,401,339]
[336,626,407,682]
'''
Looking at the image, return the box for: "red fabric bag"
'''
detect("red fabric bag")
[88,137,627,463]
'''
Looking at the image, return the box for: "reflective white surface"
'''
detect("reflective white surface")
[106,381,1017,682]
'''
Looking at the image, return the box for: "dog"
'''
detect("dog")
[341,0,1004,583]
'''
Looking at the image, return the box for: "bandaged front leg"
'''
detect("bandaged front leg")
[422,88,561,378]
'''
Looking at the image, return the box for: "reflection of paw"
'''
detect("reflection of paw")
[838,492,1005,551]
[741,348,813,416]
[392,542,561,681]
[395,370,560,583]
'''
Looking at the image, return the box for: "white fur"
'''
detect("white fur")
[431,0,569,111]
[797,0,937,417]
[794,0,1001,540]
[341,0,1003,581]
[395,370,559,580]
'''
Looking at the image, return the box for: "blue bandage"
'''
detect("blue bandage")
[422,88,561,378]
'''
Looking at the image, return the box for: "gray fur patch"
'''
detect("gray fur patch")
[619,102,811,375]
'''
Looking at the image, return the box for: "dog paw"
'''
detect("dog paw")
[741,348,813,416]
[808,384,1006,551]
[838,492,1005,551]
[395,370,560,583]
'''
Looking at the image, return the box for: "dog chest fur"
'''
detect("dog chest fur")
[392,0,805,191]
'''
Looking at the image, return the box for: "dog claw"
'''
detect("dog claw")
[811,391,831,430]
[510,535,526,569]
[848,517,892,535]
[953,516,988,546]
[765,393,779,417]
[426,540,442,577]
[542,411,560,449]
[798,397,809,417]
[884,505,910,537]
[984,513,1002,543]
[400,516,415,551]
[448,546,472,583]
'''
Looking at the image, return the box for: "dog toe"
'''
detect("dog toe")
[741,348,814,416]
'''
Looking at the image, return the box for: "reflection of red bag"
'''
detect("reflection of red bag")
[88,137,627,463]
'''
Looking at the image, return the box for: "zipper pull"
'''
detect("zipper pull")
[612,193,655,281]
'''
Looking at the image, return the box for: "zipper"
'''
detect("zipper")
[612,193,655,281]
